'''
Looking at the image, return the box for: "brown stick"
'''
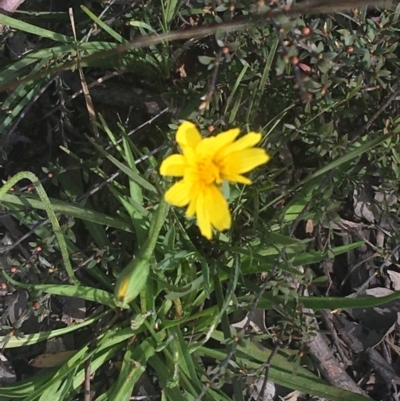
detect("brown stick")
[308,330,369,396]
[304,303,368,397]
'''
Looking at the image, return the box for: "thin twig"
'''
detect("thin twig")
[0,218,48,253]
[84,0,117,42]
[256,343,281,401]
[84,357,92,401]
[200,4,235,113]
[70,8,99,137]
[350,84,400,144]
[76,107,169,203]
[319,310,348,365]
[270,18,306,94]
[193,348,237,401]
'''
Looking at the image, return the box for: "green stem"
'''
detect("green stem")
[139,199,169,261]
[114,199,170,307]
[0,172,78,285]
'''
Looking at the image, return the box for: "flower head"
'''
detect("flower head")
[160,121,270,239]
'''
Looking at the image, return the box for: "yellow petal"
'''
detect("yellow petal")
[196,191,212,239]
[222,148,270,176]
[220,173,252,185]
[212,129,240,155]
[176,121,202,152]
[196,128,240,160]
[160,154,186,176]
[164,180,191,207]
[218,132,262,158]
[217,132,262,160]
[194,136,217,160]
[186,182,201,217]
[206,185,231,232]
[186,199,197,217]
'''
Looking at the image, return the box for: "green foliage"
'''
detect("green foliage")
[0,1,399,401]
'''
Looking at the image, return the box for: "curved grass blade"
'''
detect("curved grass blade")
[2,271,116,308]
[0,310,110,349]
[1,193,134,232]
[204,331,371,401]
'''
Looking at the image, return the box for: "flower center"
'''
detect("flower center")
[197,158,222,185]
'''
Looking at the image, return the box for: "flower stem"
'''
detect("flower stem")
[140,199,169,260]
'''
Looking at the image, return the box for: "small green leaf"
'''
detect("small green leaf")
[198,56,215,65]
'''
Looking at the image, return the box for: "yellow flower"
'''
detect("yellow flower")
[160,121,270,239]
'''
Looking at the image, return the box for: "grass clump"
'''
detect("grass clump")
[0,1,399,400]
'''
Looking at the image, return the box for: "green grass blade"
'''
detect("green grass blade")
[87,136,157,193]
[2,271,116,308]
[1,193,134,232]
[224,61,248,115]
[108,340,156,400]
[255,287,400,311]
[81,6,126,43]
[0,13,73,43]
[0,311,109,349]
[205,332,372,401]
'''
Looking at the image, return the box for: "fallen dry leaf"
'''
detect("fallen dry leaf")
[29,351,77,368]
